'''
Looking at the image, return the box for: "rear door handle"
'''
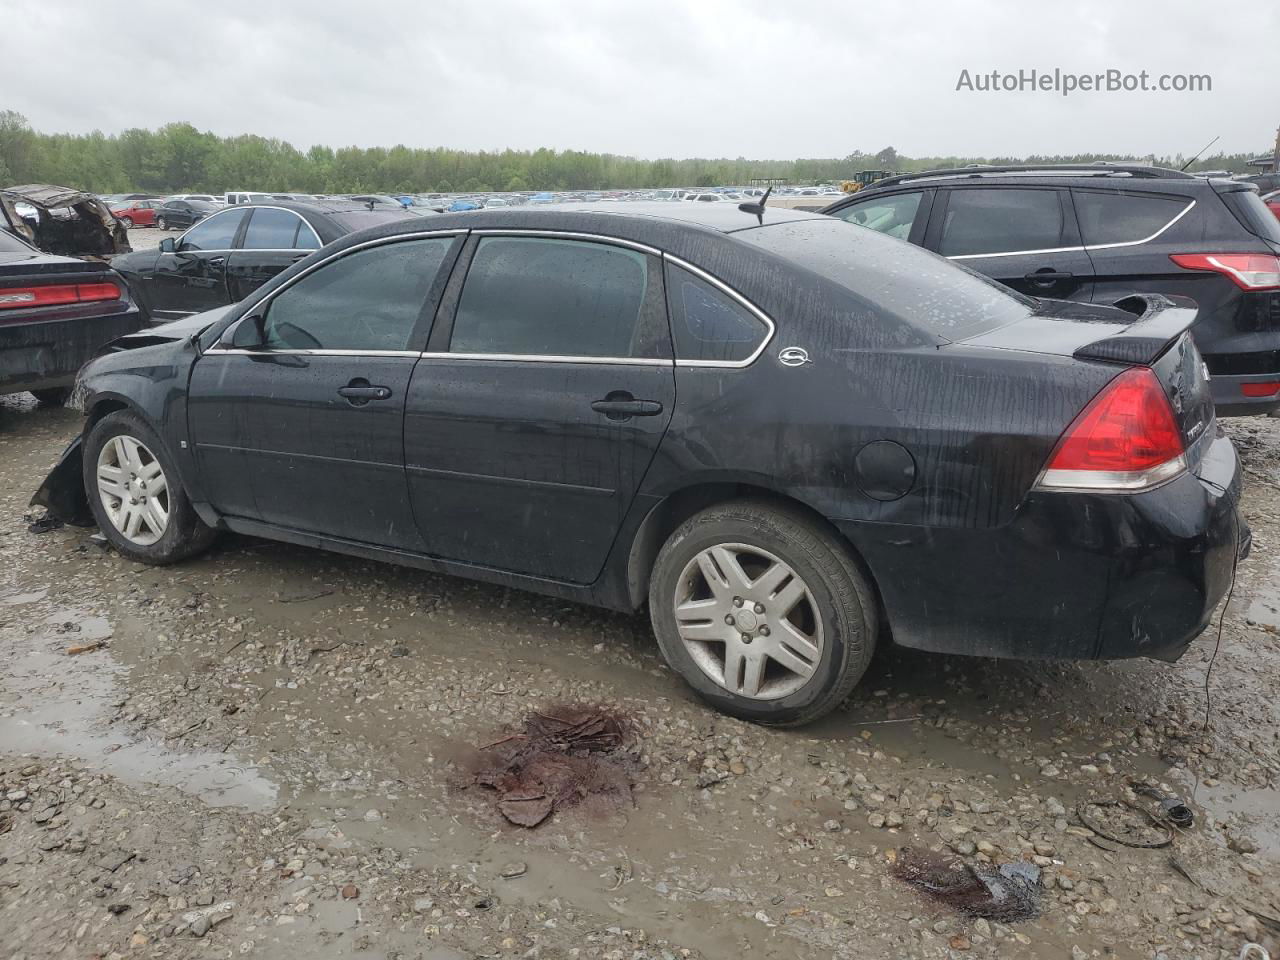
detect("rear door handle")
[591,397,663,420]
[1024,270,1073,283]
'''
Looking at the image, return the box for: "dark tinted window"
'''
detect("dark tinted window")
[1073,191,1189,245]
[666,264,768,363]
[451,237,648,358]
[188,201,218,212]
[1220,189,1280,244]
[243,207,305,249]
[0,230,31,253]
[258,237,451,350]
[178,209,247,251]
[293,220,322,249]
[939,188,1064,256]
[737,217,1034,340]
[838,191,923,241]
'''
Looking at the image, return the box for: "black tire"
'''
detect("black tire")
[30,387,71,406]
[83,410,217,565]
[156,217,167,230]
[649,500,877,726]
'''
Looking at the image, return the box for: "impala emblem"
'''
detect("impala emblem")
[778,346,812,367]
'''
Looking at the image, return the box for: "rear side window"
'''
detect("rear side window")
[836,191,923,241]
[1072,191,1190,245]
[665,263,769,363]
[1219,189,1280,244]
[938,188,1064,256]
[451,236,649,358]
[258,237,451,351]
[243,208,305,249]
[178,209,248,251]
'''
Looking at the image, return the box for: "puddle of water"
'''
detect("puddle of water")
[1,588,48,606]
[0,616,278,813]
[1197,780,1280,859]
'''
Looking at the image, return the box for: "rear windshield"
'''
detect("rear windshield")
[0,230,32,253]
[1220,189,1280,244]
[737,217,1034,340]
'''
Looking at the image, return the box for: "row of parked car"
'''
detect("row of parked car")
[20,165,1266,725]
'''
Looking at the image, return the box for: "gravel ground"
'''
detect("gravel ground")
[1,396,1278,960]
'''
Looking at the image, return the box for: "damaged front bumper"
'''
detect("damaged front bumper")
[29,435,93,526]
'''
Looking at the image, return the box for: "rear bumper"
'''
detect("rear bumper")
[837,431,1244,662]
[0,306,143,395]
[1207,370,1280,417]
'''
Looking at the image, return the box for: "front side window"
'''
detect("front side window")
[938,188,1064,257]
[178,209,248,251]
[450,236,649,358]
[665,263,769,363]
[1073,191,1191,246]
[838,191,923,241]
[243,207,308,249]
[254,237,452,351]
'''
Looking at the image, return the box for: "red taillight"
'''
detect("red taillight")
[1241,381,1280,398]
[0,281,121,310]
[1036,367,1187,492]
[1169,253,1280,290]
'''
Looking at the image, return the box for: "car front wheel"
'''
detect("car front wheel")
[156,217,167,230]
[83,410,216,564]
[119,216,133,229]
[649,500,877,726]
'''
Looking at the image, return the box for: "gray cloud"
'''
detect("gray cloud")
[3,0,1271,158]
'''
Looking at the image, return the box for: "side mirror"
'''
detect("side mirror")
[158,237,176,253]
[230,313,268,349]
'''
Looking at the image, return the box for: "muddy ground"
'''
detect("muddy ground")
[1,394,1278,960]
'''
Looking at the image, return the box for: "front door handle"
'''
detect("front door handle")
[1024,269,1074,284]
[591,394,663,420]
[337,380,393,406]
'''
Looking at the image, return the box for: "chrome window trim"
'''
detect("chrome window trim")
[945,198,1196,261]
[214,229,469,347]
[663,253,776,368]
[469,228,661,256]
[207,346,421,358]
[419,351,671,366]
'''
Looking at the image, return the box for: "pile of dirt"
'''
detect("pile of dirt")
[890,847,1042,923]
[468,704,635,827]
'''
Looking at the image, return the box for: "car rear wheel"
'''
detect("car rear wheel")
[119,216,133,229]
[156,217,167,230]
[30,387,71,406]
[83,411,217,564]
[649,500,877,726]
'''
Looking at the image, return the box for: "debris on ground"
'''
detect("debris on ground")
[1130,780,1195,828]
[66,639,107,655]
[890,847,1042,922]
[1076,797,1173,848]
[24,512,63,535]
[468,704,634,827]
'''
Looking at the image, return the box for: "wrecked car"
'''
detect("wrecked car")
[32,204,1247,726]
[1,228,143,404]
[1,184,131,259]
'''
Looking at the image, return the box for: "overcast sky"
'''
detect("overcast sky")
[5,0,1273,160]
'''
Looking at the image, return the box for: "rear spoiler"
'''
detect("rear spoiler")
[1073,294,1198,365]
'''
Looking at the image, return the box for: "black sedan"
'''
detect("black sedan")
[0,229,143,404]
[154,199,219,231]
[32,204,1244,725]
[111,200,421,322]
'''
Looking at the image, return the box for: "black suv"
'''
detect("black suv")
[821,165,1280,415]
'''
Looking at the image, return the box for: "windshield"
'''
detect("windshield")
[1221,189,1280,244]
[737,217,1035,341]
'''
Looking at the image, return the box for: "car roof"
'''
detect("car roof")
[414,201,828,236]
[855,164,1215,195]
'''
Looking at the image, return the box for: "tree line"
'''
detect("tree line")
[0,111,1267,195]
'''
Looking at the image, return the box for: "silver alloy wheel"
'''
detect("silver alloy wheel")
[673,542,825,700]
[96,435,170,546]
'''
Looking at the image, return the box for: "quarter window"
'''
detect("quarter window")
[837,191,923,241]
[255,237,452,351]
[938,188,1065,257]
[450,236,649,358]
[665,263,769,363]
[1072,192,1190,246]
[178,209,248,252]
[243,207,308,249]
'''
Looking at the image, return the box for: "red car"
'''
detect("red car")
[108,200,160,229]
[1263,190,1280,221]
